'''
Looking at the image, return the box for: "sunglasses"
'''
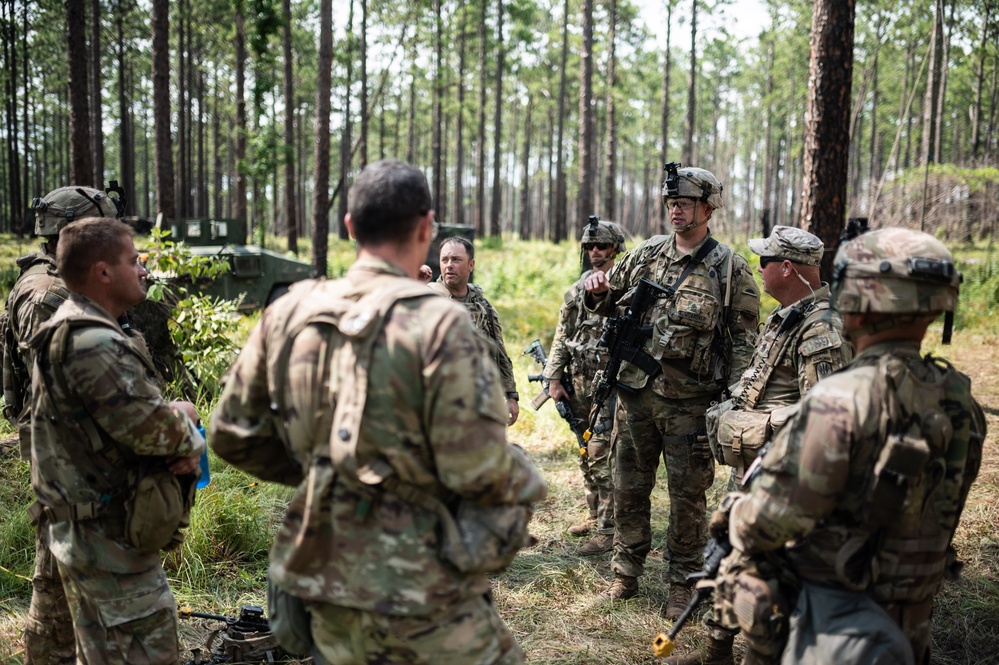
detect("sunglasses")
[584,243,611,251]
[759,256,791,268]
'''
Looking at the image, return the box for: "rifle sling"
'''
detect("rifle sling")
[662,237,719,299]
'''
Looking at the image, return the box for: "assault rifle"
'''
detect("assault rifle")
[652,533,733,657]
[524,339,588,457]
[584,277,669,442]
[179,604,294,664]
[839,216,870,244]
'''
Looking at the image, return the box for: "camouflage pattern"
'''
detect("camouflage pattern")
[580,219,627,254]
[56,558,179,665]
[427,280,519,399]
[661,167,724,209]
[727,340,985,664]
[612,390,716,583]
[25,512,75,665]
[28,293,202,664]
[543,270,615,535]
[32,186,119,237]
[308,593,523,665]
[718,286,851,483]
[747,225,825,266]
[210,257,546,627]
[832,228,960,317]
[587,232,759,584]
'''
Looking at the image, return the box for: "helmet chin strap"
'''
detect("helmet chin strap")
[673,214,710,233]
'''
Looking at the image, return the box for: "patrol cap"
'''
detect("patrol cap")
[32,186,120,237]
[748,226,824,267]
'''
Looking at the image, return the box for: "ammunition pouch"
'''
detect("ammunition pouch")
[717,408,771,472]
[125,469,197,553]
[715,564,790,658]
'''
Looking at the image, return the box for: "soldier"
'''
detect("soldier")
[2,186,120,665]
[711,228,984,665]
[583,165,760,614]
[29,218,203,664]
[666,227,852,664]
[428,237,520,425]
[210,159,546,664]
[542,218,626,555]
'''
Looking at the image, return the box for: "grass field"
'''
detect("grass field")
[1,232,997,664]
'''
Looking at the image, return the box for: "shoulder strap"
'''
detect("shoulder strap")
[662,237,720,299]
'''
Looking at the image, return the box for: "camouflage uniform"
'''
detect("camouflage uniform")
[211,257,546,664]
[29,293,203,665]
[590,232,759,585]
[427,280,519,401]
[2,187,120,665]
[722,229,984,665]
[544,269,616,536]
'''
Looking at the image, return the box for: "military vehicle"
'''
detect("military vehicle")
[426,224,477,280]
[162,217,313,310]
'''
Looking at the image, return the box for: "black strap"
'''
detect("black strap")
[662,237,719,299]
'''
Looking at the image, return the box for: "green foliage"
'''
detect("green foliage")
[956,247,999,334]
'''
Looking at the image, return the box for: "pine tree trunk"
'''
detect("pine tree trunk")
[553,0,569,242]
[603,0,617,219]
[89,0,104,186]
[282,0,297,253]
[233,1,247,239]
[683,0,697,164]
[453,0,467,227]
[658,1,673,225]
[67,0,94,187]
[312,0,333,277]
[151,0,173,217]
[577,0,594,223]
[489,0,504,236]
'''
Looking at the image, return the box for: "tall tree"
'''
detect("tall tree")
[453,0,467,227]
[150,0,173,217]
[337,0,354,240]
[552,0,569,242]
[489,0,504,236]
[801,0,855,281]
[359,0,368,167]
[89,0,104,185]
[602,0,618,218]
[282,0,297,253]
[432,0,444,214]
[921,0,945,166]
[577,0,594,223]
[682,0,698,164]
[233,0,247,240]
[659,0,675,225]
[115,0,135,214]
[312,0,333,277]
[519,95,533,240]
[475,0,488,236]
[67,0,94,186]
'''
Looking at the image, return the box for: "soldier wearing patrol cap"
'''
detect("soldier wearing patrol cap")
[543,217,626,555]
[666,226,852,665]
[707,228,985,665]
[583,165,760,611]
[2,186,120,664]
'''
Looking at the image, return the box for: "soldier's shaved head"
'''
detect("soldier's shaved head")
[348,159,433,246]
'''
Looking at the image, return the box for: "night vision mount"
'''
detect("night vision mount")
[663,161,682,198]
[585,215,600,234]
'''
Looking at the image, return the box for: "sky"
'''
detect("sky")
[636,0,771,50]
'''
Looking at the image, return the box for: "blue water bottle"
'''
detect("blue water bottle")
[196,424,211,489]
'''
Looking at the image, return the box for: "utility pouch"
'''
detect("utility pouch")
[732,571,788,654]
[705,398,735,465]
[267,575,314,657]
[438,500,535,574]
[125,469,196,553]
[717,408,772,473]
[868,432,931,526]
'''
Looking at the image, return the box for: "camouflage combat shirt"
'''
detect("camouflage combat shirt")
[589,232,760,400]
[211,258,546,616]
[427,280,518,400]
[731,286,851,412]
[544,269,606,398]
[3,249,68,458]
[730,340,985,592]
[29,293,203,573]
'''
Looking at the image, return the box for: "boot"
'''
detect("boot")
[600,574,638,601]
[567,517,597,537]
[663,633,734,665]
[577,533,613,556]
[666,583,693,620]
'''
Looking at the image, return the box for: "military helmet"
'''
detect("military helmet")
[831,228,960,317]
[32,186,120,237]
[661,166,724,209]
[581,217,627,254]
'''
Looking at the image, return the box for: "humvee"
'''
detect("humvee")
[162,217,313,310]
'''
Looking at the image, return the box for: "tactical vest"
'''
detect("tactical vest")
[2,253,67,453]
[562,270,607,379]
[844,353,983,604]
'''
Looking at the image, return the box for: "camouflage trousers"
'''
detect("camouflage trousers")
[568,385,615,535]
[24,512,75,665]
[610,389,715,584]
[307,593,524,665]
[55,557,179,665]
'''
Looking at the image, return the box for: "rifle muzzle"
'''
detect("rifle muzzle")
[652,633,676,657]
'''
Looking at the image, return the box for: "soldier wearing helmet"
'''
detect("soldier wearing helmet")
[583,164,760,611]
[2,186,120,664]
[708,228,984,665]
[542,216,626,555]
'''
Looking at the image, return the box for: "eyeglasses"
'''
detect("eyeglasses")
[759,256,791,268]
[664,198,696,211]
[584,243,611,251]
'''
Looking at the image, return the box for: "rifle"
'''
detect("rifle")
[839,217,870,244]
[179,604,292,664]
[524,339,588,457]
[652,533,733,658]
[583,277,669,442]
